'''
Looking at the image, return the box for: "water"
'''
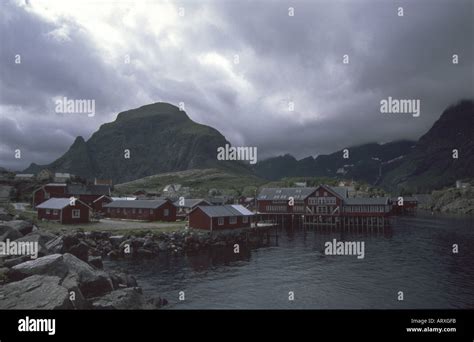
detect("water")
[104,212,474,309]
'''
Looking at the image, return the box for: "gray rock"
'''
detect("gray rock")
[15,231,57,257]
[157,241,168,252]
[91,288,153,310]
[10,253,113,298]
[45,236,64,254]
[109,235,125,247]
[2,220,34,235]
[0,225,23,242]
[62,234,80,250]
[60,274,88,309]
[68,242,89,262]
[0,275,73,309]
[3,255,30,268]
[110,272,138,289]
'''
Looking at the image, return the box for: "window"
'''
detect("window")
[53,210,58,215]
[164,209,169,216]
[138,209,142,214]
[218,217,224,225]
[229,217,237,224]
[243,216,248,223]
[45,193,50,199]
[150,209,153,214]
[46,209,50,214]
[117,208,121,213]
[324,191,327,197]
[72,209,80,218]
[132,209,136,214]
[107,208,110,213]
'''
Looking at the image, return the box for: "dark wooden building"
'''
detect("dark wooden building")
[37,197,91,224]
[189,205,254,231]
[257,185,392,227]
[32,183,68,208]
[103,199,176,221]
[391,196,418,214]
[32,183,112,209]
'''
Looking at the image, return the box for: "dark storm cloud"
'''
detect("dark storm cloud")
[0,0,472,170]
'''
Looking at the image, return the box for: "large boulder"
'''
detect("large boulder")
[0,208,14,221]
[109,235,125,247]
[68,242,89,262]
[0,275,73,309]
[0,225,23,242]
[15,231,57,257]
[109,271,138,289]
[2,220,34,235]
[45,236,64,254]
[9,253,113,298]
[91,288,153,310]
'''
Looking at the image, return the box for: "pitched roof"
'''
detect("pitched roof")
[344,197,389,205]
[173,198,210,208]
[327,186,349,199]
[257,188,316,201]
[37,197,88,209]
[104,199,170,209]
[195,205,254,217]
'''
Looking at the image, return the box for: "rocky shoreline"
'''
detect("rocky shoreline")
[418,187,474,214]
[0,219,260,309]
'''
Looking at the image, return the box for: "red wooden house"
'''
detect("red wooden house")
[103,199,176,221]
[37,197,91,224]
[32,183,68,208]
[32,183,112,209]
[189,205,254,231]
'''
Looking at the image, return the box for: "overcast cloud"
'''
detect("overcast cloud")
[0,0,472,170]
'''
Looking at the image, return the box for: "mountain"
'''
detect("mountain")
[24,103,251,183]
[379,100,474,193]
[254,99,474,193]
[253,141,416,183]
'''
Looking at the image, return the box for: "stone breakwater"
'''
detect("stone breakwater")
[0,219,265,309]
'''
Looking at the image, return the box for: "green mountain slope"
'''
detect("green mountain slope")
[24,103,251,183]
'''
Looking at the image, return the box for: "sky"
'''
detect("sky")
[0,0,473,171]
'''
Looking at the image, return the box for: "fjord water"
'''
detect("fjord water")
[104,212,474,309]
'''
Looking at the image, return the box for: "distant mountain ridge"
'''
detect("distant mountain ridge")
[254,99,474,193]
[24,103,251,183]
[252,141,416,183]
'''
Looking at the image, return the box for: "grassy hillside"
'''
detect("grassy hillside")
[115,168,266,197]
